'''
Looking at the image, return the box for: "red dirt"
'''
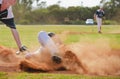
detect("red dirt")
[0,43,120,76]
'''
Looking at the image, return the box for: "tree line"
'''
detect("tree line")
[12,0,120,25]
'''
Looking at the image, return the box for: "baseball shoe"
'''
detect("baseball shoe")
[48,32,55,37]
[52,55,62,64]
[20,46,27,52]
[98,31,102,33]
[16,45,27,55]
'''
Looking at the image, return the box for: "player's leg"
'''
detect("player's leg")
[1,18,27,53]
[11,28,22,49]
[99,18,102,32]
[11,28,27,52]
[38,31,58,55]
[96,17,101,33]
[38,31,62,64]
[98,18,102,33]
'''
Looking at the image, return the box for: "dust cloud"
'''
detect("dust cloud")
[0,34,120,76]
[65,40,120,76]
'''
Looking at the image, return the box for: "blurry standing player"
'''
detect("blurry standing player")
[0,0,27,54]
[94,6,105,33]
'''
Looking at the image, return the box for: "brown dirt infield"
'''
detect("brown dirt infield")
[0,41,120,76]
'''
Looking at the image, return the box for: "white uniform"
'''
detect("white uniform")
[0,0,14,19]
[95,9,105,32]
[38,31,59,56]
[96,15,102,32]
[25,31,59,57]
[25,31,62,64]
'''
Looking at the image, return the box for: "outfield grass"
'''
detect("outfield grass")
[0,25,120,49]
[0,72,120,79]
[0,25,120,79]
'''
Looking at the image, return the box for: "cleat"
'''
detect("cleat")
[48,32,55,37]
[16,45,28,55]
[20,46,27,52]
[98,31,102,33]
[52,55,62,64]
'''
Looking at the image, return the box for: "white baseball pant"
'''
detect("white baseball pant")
[96,16,102,32]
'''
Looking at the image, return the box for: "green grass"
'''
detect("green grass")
[0,25,120,79]
[0,72,120,79]
[66,33,120,49]
[0,25,120,49]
